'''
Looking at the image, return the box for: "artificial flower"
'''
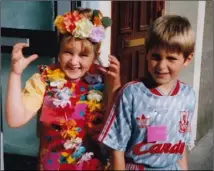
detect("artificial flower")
[72,146,86,159]
[53,87,72,108]
[60,119,77,128]
[73,18,94,39]
[64,137,82,150]
[61,127,81,139]
[84,72,103,84]
[87,90,103,102]
[50,79,67,89]
[63,11,80,33]
[87,100,102,112]
[77,152,94,164]
[88,83,104,91]
[54,15,67,34]
[89,25,105,43]
[93,16,102,26]
[47,68,65,82]
[66,156,76,164]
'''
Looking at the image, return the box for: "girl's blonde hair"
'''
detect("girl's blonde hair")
[145,15,195,59]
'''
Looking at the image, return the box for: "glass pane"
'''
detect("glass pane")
[1,53,54,156]
[1,1,54,31]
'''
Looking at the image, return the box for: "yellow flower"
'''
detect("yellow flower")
[47,69,65,82]
[73,18,94,39]
[61,127,79,139]
[54,15,67,34]
[87,100,102,112]
[67,156,76,164]
[60,119,76,129]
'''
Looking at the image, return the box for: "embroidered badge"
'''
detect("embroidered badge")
[179,111,189,133]
[136,114,149,128]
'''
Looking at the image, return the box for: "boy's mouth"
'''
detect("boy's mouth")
[155,71,169,76]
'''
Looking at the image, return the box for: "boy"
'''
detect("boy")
[98,15,196,170]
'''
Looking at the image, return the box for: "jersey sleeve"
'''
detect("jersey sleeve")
[98,86,133,152]
[185,89,196,149]
[21,73,47,113]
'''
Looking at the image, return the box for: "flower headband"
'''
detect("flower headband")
[54,9,112,43]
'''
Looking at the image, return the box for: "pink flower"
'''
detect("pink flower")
[89,26,105,43]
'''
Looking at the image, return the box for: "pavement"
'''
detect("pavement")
[188,129,213,170]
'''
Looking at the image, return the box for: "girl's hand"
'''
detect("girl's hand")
[11,43,38,75]
[98,55,121,93]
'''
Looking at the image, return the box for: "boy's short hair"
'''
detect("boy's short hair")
[145,15,195,59]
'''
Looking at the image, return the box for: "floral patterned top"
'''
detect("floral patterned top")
[22,64,108,170]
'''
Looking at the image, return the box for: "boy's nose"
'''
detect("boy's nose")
[156,60,167,71]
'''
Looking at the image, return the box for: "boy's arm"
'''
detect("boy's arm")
[177,147,188,170]
[110,150,126,170]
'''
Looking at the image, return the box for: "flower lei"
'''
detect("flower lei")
[54,9,111,43]
[39,65,105,166]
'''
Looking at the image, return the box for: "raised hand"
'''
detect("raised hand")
[98,55,121,92]
[11,43,38,75]
[98,55,121,93]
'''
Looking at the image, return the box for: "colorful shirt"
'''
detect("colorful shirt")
[98,80,196,170]
[22,64,108,170]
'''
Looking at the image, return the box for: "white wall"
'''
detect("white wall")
[165,1,199,86]
[82,1,112,67]
[165,1,206,149]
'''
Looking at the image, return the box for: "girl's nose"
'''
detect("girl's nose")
[69,55,79,65]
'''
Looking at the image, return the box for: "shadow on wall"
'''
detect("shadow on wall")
[197,0,213,141]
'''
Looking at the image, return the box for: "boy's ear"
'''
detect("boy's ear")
[146,53,149,60]
[184,53,194,67]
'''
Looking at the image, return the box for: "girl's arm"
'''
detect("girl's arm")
[177,147,188,170]
[110,150,126,170]
[99,55,121,111]
[5,43,38,128]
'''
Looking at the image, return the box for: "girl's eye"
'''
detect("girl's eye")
[64,51,73,55]
[80,54,88,57]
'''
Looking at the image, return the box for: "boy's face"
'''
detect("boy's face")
[146,46,193,86]
[58,39,95,81]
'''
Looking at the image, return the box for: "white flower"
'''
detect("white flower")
[87,90,103,102]
[73,18,94,39]
[53,99,71,108]
[64,137,82,150]
[53,87,72,108]
[50,79,67,88]
[77,152,94,164]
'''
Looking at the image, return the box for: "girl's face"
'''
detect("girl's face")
[58,39,95,81]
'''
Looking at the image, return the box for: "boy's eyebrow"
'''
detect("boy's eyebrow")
[166,55,178,59]
[151,53,161,57]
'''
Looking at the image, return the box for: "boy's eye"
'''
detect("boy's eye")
[167,56,177,60]
[151,54,161,60]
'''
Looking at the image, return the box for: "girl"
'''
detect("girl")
[5,8,120,170]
